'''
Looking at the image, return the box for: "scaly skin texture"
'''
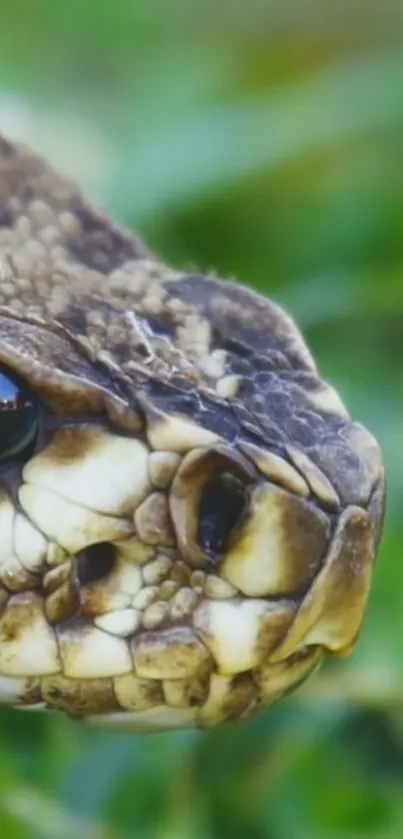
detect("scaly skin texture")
[0,134,385,732]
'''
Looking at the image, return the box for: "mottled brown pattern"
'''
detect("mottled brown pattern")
[0,135,383,508]
[0,135,386,731]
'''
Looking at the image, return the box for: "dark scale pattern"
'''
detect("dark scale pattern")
[0,134,384,514]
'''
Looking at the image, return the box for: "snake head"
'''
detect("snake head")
[0,135,385,731]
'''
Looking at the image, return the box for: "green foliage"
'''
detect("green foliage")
[0,1,402,836]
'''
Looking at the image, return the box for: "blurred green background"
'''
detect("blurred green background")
[0,1,402,837]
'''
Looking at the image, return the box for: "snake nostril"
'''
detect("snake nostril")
[197,471,248,559]
[76,542,117,586]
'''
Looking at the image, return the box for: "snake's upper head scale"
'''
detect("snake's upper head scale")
[0,135,385,732]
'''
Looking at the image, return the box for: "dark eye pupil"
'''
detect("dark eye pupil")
[197,471,247,559]
[0,369,38,461]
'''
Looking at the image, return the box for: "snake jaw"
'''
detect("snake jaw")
[0,417,381,730]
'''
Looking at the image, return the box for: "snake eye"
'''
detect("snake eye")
[198,471,248,558]
[0,367,39,461]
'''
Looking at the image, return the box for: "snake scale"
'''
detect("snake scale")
[0,134,385,731]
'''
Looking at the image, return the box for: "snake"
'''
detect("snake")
[0,134,385,732]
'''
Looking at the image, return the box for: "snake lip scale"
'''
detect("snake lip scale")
[0,134,385,732]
